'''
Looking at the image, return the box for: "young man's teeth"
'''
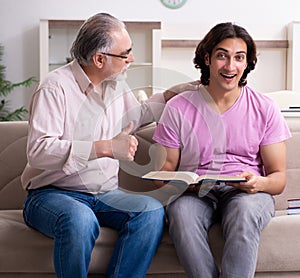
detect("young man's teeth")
[221,73,236,78]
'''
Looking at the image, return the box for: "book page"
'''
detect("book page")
[143,171,199,184]
[171,171,199,184]
[142,171,246,185]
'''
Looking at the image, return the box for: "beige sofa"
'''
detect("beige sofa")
[0,119,300,277]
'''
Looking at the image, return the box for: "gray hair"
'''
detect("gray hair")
[71,13,125,65]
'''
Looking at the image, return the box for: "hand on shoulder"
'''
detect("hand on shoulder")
[163,80,200,101]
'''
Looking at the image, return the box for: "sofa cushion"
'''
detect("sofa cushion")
[0,209,184,275]
[274,117,300,210]
[0,210,54,273]
[208,213,300,273]
[0,210,116,274]
[0,122,28,209]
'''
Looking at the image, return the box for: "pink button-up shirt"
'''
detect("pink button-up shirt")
[21,60,165,194]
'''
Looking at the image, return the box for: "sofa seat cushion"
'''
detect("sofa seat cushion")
[147,227,184,275]
[0,210,117,274]
[0,210,54,273]
[0,210,184,275]
[208,214,300,273]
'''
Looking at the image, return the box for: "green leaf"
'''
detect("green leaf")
[0,43,38,121]
[0,107,28,121]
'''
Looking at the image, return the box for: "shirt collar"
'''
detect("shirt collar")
[70,59,118,95]
[70,59,94,95]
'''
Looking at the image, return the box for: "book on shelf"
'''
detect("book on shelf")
[142,171,247,186]
[287,198,300,215]
[287,198,300,208]
[281,106,300,112]
[287,207,300,215]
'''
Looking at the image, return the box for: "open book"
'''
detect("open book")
[142,171,247,185]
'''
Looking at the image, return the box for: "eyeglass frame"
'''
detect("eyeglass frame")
[100,52,129,60]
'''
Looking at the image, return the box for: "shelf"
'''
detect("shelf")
[49,63,67,66]
[131,62,153,66]
[48,19,161,31]
[161,39,289,49]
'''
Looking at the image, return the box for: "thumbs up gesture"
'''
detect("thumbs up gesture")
[111,121,138,161]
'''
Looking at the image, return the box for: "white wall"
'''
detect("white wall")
[1,0,300,111]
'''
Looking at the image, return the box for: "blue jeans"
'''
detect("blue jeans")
[23,187,164,278]
[167,184,275,278]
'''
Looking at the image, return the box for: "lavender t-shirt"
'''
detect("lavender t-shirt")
[153,85,291,177]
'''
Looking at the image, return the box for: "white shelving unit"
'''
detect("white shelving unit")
[287,21,300,92]
[39,19,162,96]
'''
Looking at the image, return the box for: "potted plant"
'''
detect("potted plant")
[0,44,37,121]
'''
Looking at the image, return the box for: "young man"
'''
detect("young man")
[152,22,291,278]
[21,13,196,278]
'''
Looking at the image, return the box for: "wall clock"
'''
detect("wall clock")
[160,0,188,9]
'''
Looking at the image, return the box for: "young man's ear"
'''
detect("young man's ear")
[204,54,210,66]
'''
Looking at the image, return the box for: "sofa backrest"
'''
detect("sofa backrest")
[1,119,299,211]
[0,121,28,209]
[274,117,300,210]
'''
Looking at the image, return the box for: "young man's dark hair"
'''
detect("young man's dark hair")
[194,22,257,86]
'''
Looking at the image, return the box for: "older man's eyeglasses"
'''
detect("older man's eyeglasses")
[101,52,129,59]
